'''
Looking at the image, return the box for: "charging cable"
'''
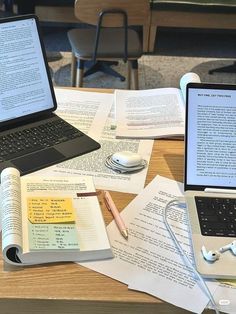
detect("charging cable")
[163,198,220,314]
[105,155,147,174]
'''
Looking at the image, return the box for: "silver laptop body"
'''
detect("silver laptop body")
[184,83,236,278]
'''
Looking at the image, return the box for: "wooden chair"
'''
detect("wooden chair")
[67,0,150,89]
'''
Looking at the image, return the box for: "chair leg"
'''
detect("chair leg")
[126,61,131,89]
[71,53,77,87]
[131,60,139,90]
[76,59,84,87]
[149,25,157,53]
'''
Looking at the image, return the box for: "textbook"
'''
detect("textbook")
[115,72,201,139]
[1,167,113,266]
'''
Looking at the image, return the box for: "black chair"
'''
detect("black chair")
[67,0,150,89]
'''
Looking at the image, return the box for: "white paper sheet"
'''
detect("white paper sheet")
[54,88,111,140]
[81,175,218,313]
[115,88,185,139]
[34,88,153,194]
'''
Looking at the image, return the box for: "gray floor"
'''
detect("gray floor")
[44,23,236,89]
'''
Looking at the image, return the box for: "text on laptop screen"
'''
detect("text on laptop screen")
[186,86,236,189]
[0,17,54,123]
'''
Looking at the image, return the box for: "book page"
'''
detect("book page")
[115,88,185,139]
[20,175,109,254]
[1,167,23,255]
[74,196,110,251]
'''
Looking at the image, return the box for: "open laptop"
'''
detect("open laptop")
[0,15,100,176]
[184,82,236,278]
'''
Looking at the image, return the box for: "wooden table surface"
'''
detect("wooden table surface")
[0,89,211,314]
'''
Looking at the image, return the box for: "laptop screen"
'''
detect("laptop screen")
[0,15,56,127]
[185,83,236,191]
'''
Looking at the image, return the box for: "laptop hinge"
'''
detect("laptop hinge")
[204,188,236,194]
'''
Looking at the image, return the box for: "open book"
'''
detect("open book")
[115,72,201,139]
[1,167,113,266]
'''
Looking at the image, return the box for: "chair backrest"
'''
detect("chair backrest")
[74,0,150,27]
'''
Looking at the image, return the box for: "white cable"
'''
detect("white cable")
[105,155,147,173]
[163,199,220,314]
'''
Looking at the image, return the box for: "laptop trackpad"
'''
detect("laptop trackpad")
[12,148,65,173]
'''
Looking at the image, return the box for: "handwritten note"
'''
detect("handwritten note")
[28,224,80,250]
[27,197,79,250]
[27,197,76,224]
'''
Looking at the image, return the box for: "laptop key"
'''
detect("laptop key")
[195,196,236,237]
[3,145,45,161]
[0,119,84,162]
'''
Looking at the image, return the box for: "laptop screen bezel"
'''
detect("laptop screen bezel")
[184,82,236,191]
[0,14,57,129]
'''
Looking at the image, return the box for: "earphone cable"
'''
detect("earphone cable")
[163,199,220,314]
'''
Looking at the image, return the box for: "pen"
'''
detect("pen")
[76,191,100,197]
[104,190,128,240]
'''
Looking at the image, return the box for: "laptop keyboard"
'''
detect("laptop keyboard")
[0,119,83,162]
[195,196,236,237]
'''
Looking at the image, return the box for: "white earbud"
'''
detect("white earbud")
[219,240,236,255]
[201,246,220,262]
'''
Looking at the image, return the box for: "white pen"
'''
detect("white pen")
[104,190,128,240]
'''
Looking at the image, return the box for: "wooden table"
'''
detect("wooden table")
[0,89,209,314]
